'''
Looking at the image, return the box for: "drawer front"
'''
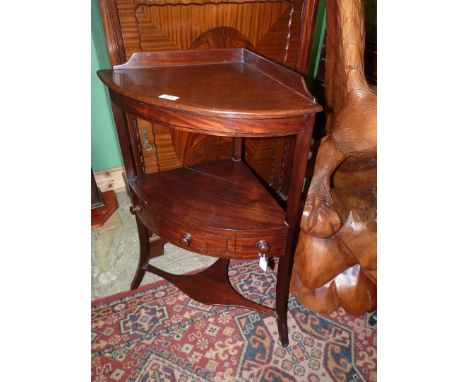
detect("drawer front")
[130,194,227,257]
[158,223,229,258]
[233,234,286,259]
[131,191,287,259]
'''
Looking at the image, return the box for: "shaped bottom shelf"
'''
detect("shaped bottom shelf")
[145,258,276,317]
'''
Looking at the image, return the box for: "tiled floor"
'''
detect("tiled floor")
[91,190,216,299]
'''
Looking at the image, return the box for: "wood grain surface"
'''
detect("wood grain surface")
[291,0,376,316]
[97,12,321,344]
[99,59,319,118]
[98,0,319,192]
[129,159,288,232]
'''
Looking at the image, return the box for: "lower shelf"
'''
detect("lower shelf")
[145,258,276,317]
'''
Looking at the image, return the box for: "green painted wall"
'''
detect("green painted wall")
[90,0,326,171]
[307,0,327,85]
[91,0,122,171]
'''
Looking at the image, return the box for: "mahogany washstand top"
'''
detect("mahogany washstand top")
[98,48,321,346]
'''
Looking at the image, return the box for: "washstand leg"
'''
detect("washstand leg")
[276,116,315,346]
[276,255,292,346]
[131,216,151,290]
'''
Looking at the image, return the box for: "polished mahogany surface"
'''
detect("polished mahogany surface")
[98,47,320,346]
[129,160,287,233]
[98,49,321,119]
[129,159,289,259]
[99,0,318,74]
[98,0,320,193]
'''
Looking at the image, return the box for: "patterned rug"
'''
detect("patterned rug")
[92,260,377,381]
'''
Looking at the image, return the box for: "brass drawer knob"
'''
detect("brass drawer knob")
[181,233,192,246]
[256,240,270,255]
[129,205,142,215]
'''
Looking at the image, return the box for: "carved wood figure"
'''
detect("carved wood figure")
[290,0,377,315]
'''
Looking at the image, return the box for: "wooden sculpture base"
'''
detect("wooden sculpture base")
[291,180,377,315]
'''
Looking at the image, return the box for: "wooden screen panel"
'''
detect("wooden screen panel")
[169,131,232,166]
[245,137,290,192]
[139,120,288,191]
[138,119,182,173]
[137,116,288,190]
[135,3,288,48]
[115,0,305,69]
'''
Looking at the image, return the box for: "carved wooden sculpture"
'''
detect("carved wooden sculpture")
[290,0,377,315]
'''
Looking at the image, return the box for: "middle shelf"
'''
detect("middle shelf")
[129,159,289,259]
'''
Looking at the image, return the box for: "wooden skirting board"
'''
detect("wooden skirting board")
[94,166,126,192]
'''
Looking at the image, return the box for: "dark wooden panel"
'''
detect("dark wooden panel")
[108,0,311,70]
